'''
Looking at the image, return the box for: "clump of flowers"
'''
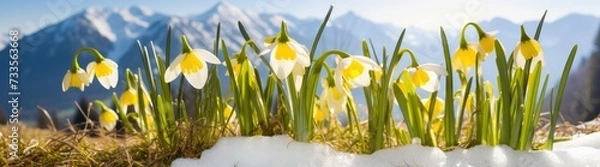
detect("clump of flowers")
[62,9,576,152]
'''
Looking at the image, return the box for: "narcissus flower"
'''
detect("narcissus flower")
[452,44,478,72]
[478,30,499,55]
[62,68,89,92]
[406,63,448,92]
[313,103,328,123]
[120,69,151,112]
[224,55,249,78]
[514,25,545,69]
[223,104,236,121]
[120,87,151,111]
[334,55,382,90]
[454,22,496,72]
[421,97,445,117]
[87,58,119,89]
[320,79,349,114]
[95,100,119,131]
[63,47,109,92]
[463,93,476,113]
[165,35,221,89]
[260,21,310,87]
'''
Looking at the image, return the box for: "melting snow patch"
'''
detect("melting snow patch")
[172,132,600,167]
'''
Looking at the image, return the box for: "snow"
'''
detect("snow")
[0,34,7,50]
[172,132,600,167]
[84,8,117,42]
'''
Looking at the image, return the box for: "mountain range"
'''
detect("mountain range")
[1,1,598,124]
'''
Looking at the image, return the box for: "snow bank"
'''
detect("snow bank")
[172,132,600,167]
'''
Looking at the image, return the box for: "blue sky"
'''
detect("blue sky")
[1,0,599,34]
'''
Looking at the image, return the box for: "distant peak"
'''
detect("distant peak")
[128,5,153,16]
[335,10,367,23]
[338,11,365,20]
[194,1,246,20]
[342,11,359,17]
[82,6,115,15]
[212,1,238,10]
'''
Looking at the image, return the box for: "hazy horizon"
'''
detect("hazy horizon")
[1,0,599,35]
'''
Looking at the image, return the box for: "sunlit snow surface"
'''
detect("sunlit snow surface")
[172,132,600,167]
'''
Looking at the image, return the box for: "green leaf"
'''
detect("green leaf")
[440,27,456,147]
[547,45,578,150]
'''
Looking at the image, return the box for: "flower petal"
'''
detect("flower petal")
[348,68,371,88]
[513,45,527,69]
[290,41,310,67]
[352,56,381,71]
[76,69,89,86]
[259,45,275,57]
[421,70,440,92]
[97,74,112,89]
[193,49,221,64]
[292,63,305,91]
[183,61,209,89]
[62,70,71,92]
[100,110,119,131]
[419,63,448,76]
[270,45,295,79]
[86,62,97,83]
[164,54,185,83]
[108,68,118,88]
[532,50,545,67]
[104,59,119,68]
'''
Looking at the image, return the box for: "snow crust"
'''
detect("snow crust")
[172,132,600,167]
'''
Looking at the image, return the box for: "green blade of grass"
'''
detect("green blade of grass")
[547,45,578,150]
[440,27,456,147]
[494,39,512,145]
[533,10,548,40]
[308,5,334,60]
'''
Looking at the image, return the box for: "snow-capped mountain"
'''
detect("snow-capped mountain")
[0,34,8,50]
[0,1,598,123]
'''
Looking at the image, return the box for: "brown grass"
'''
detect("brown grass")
[1,116,600,166]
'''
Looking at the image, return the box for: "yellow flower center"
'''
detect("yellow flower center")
[180,53,204,74]
[69,73,84,87]
[396,81,409,93]
[232,61,242,76]
[120,89,138,107]
[453,47,477,71]
[412,68,430,87]
[330,87,345,100]
[100,110,118,124]
[480,35,496,54]
[275,43,296,60]
[95,62,114,77]
[432,118,443,134]
[342,59,365,80]
[423,98,444,117]
[313,104,327,122]
[519,40,541,59]
[223,105,234,120]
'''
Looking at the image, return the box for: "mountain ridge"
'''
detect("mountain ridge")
[0,2,598,125]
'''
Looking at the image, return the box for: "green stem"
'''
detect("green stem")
[71,47,106,72]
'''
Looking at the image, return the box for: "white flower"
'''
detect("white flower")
[95,101,119,131]
[261,40,310,81]
[406,63,448,92]
[320,79,349,114]
[87,59,119,89]
[164,36,221,89]
[61,68,89,92]
[334,56,382,90]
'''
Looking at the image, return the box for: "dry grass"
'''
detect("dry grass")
[1,116,600,166]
